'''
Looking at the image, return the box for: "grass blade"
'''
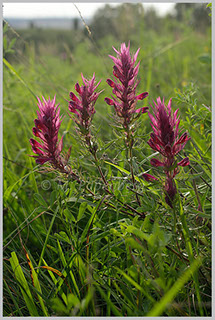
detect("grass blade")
[147,256,202,316]
[3,58,37,100]
[25,251,49,316]
[9,252,39,316]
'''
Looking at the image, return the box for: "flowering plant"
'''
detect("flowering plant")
[145,97,190,207]
[30,96,74,176]
[105,42,148,130]
[69,73,102,153]
[30,45,190,209]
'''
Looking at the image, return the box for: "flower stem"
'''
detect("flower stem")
[125,126,141,206]
[92,150,145,218]
[128,143,141,206]
[93,152,108,186]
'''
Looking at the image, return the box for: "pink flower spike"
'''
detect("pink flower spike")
[136,92,149,100]
[112,46,120,55]
[105,42,148,126]
[147,96,190,207]
[75,82,81,94]
[104,97,115,106]
[150,158,165,167]
[29,96,66,170]
[69,74,101,134]
[36,158,50,165]
[70,92,80,103]
[177,157,190,167]
[147,97,187,158]
[106,79,115,88]
[175,132,190,145]
[68,105,80,116]
[135,107,149,114]
[142,173,159,182]
[133,48,140,63]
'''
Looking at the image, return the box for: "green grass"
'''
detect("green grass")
[3,7,211,317]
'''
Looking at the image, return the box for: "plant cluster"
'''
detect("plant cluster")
[3,40,211,317]
[30,42,190,210]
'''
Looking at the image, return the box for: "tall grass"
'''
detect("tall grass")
[3,7,211,316]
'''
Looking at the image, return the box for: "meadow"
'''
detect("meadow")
[3,3,211,316]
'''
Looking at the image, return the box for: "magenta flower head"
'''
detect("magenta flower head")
[30,96,70,174]
[142,173,159,182]
[105,42,148,128]
[148,97,190,173]
[145,97,190,208]
[69,73,102,134]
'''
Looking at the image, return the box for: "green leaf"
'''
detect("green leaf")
[26,253,49,316]
[3,21,8,33]
[8,37,16,50]
[56,240,80,298]
[77,202,87,221]
[34,193,47,207]
[4,171,32,203]
[3,58,37,99]
[3,36,7,51]
[42,259,67,305]
[114,266,155,303]
[147,257,202,316]
[198,54,211,64]
[63,208,76,222]
[96,286,121,316]
[3,279,23,316]
[54,231,71,244]
[37,207,59,271]
[50,190,57,207]
[10,252,39,316]
[126,225,150,242]
[80,199,103,244]
[105,161,159,195]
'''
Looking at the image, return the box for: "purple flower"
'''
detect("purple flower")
[142,173,159,182]
[147,97,190,207]
[150,158,165,167]
[178,157,190,167]
[30,96,70,174]
[148,97,190,173]
[105,42,148,128]
[69,73,102,133]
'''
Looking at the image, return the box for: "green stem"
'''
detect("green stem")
[126,126,141,206]
[129,144,141,206]
[92,151,145,218]
[93,152,108,186]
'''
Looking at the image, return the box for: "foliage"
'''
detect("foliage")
[3,3,211,317]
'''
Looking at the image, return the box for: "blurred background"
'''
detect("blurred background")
[3,2,211,58]
[3,2,211,170]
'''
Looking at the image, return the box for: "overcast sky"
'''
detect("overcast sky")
[3,3,175,18]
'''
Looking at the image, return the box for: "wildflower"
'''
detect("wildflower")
[177,157,190,167]
[30,96,71,174]
[142,173,159,182]
[105,42,148,128]
[68,73,102,154]
[148,97,190,175]
[145,97,190,207]
[69,73,102,135]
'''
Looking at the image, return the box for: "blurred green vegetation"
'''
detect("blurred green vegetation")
[3,3,211,163]
[3,3,211,317]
